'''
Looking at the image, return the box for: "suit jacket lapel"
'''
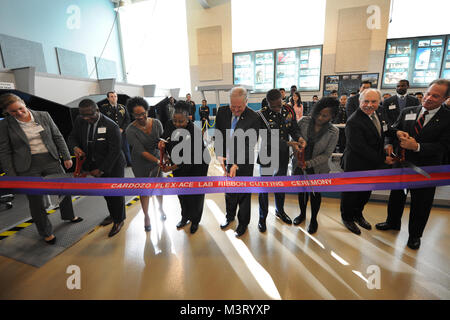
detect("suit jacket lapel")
[30,110,48,143]
[7,115,28,145]
[406,107,421,136]
[359,109,379,138]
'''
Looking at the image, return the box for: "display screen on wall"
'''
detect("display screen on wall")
[440,36,450,79]
[233,45,322,93]
[382,35,447,88]
[275,48,298,90]
[323,73,379,97]
[233,53,253,86]
[254,51,274,92]
[298,47,321,90]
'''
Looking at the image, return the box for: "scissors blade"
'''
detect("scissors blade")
[404,162,431,179]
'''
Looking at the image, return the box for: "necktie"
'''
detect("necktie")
[371,113,381,136]
[398,96,406,110]
[230,116,238,137]
[413,110,429,136]
[88,124,95,142]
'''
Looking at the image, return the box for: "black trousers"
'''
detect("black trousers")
[387,187,436,238]
[89,160,126,224]
[178,194,205,224]
[294,167,322,219]
[259,153,289,220]
[340,191,371,221]
[225,164,253,226]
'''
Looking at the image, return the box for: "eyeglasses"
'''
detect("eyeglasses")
[133,112,147,118]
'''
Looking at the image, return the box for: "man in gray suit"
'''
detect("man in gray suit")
[0,93,82,244]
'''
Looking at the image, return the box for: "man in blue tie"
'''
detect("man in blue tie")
[215,87,260,237]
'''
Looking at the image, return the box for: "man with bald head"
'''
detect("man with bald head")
[340,89,394,235]
[215,87,260,237]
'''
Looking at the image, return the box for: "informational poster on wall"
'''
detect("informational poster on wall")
[382,35,447,88]
[440,36,450,80]
[323,73,378,97]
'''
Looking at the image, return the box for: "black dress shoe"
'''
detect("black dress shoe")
[44,235,56,245]
[70,217,83,223]
[407,237,421,250]
[144,225,151,232]
[355,217,372,230]
[308,220,318,234]
[375,222,400,231]
[275,210,292,224]
[258,219,267,233]
[293,213,306,225]
[234,224,247,237]
[343,220,361,235]
[190,223,199,234]
[176,219,190,229]
[108,221,124,237]
[220,218,234,229]
[100,216,114,226]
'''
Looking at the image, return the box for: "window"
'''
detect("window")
[118,0,191,95]
[231,0,326,53]
[387,0,450,39]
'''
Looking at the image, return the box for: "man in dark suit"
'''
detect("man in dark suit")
[199,99,210,134]
[99,91,132,166]
[340,89,394,235]
[345,80,372,119]
[381,80,421,226]
[382,80,420,126]
[68,99,127,237]
[215,87,260,237]
[186,93,196,121]
[376,79,450,249]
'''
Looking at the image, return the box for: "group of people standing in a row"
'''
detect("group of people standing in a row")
[0,78,448,251]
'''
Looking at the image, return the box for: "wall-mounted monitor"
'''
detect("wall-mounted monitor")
[382,35,448,88]
[233,45,322,93]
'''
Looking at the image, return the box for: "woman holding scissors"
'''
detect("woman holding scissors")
[292,97,339,234]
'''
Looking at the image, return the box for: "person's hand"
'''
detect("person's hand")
[287,141,300,152]
[73,147,85,157]
[384,145,393,156]
[217,156,227,176]
[298,137,307,149]
[119,128,123,133]
[400,137,419,151]
[228,164,238,178]
[396,130,409,140]
[90,169,103,177]
[64,160,73,169]
[385,156,395,165]
[161,164,176,172]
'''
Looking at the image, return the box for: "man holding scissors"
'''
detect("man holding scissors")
[376,79,450,250]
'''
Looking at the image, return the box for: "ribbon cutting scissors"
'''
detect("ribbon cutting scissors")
[73,154,88,178]
[296,147,315,196]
